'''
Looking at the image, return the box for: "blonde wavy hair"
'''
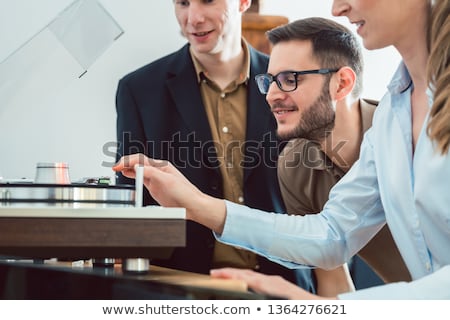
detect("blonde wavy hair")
[427,0,450,154]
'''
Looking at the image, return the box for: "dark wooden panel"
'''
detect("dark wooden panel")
[0,217,185,259]
[242,13,289,54]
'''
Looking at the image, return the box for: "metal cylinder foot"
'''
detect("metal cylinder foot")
[122,258,150,274]
[92,258,115,268]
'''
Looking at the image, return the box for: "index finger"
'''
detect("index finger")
[112,153,146,171]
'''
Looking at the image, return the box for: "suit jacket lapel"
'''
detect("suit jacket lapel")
[360,98,378,134]
[244,48,275,183]
[166,45,214,145]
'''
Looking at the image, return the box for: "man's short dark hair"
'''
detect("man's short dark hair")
[267,17,364,98]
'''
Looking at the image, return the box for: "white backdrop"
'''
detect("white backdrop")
[0,0,400,181]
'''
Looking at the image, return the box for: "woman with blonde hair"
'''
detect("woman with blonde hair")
[114,0,450,299]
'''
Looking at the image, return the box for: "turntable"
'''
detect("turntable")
[0,164,186,273]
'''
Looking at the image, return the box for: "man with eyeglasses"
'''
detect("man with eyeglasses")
[254,17,410,296]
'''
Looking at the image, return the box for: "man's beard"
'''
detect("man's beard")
[277,83,335,142]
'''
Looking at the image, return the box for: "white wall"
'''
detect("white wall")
[0,0,185,181]
[260,0,402,100]
[0,0,401,182]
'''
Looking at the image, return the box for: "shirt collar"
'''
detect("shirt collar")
[387,61,434,109]
[387,61,413,94]
[190,39,251,85]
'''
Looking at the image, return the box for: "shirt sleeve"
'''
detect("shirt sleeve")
[216,130,386,270]
[338,265,450,299]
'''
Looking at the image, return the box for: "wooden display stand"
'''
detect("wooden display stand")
[242,12,289,54]
[0,206,185,259]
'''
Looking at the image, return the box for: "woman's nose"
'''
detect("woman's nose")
[331,0,350,17]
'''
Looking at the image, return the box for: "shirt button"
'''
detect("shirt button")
[220,92,226,98]
[425,262,431,271]
[238,196,244,203]
[222,126,229,133]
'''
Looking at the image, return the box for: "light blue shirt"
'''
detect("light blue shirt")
[217,62,450,299]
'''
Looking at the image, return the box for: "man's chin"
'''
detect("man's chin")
[276,129,297,141]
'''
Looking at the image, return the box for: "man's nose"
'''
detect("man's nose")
[266,82,286,105]
[187,3,206,25]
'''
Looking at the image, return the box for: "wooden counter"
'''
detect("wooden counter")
[0,259,267,299]
[50,259,248,293]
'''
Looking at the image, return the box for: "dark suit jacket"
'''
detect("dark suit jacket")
[115,44,296,282]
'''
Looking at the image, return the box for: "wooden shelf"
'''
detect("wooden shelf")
[242,12,289,54]
[0,206,186,259]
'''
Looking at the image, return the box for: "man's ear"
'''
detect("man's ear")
[331,66,356,101]
[240,0,252,13]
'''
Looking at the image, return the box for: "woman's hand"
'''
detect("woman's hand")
[113,153,199,208]
[210,268,335,300]
[113,154,227,233]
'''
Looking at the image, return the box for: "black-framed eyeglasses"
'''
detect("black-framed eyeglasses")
[255,68,339,94]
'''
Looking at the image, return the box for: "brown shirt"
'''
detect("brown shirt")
[277,99,411,283]
[191,42,259,269]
